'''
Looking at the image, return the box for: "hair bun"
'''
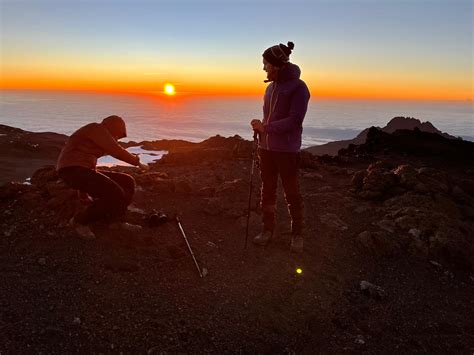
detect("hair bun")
[287,41,294,50]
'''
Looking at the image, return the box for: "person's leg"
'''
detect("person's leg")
[100,171,136,207]
[259,148,279,232]
[58,167,128,224]
[278,152,305,236]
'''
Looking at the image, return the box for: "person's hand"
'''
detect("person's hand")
[138,162,150,171]
[131,153,140,166]
[250,119,264,134]
[77,191,93,205]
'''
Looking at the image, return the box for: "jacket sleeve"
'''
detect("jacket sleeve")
[90,126,139,166]
[264,84,310,134]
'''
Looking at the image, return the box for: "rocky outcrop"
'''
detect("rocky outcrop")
[340,126,474,163]
[306,116,459,156]
[352,160,474,270]
[0,125,68,184]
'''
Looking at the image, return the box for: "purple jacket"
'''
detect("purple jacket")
[261,63,310,152]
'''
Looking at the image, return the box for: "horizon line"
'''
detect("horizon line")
[0,87,472,102]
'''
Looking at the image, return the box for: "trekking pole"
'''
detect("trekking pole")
[175,216,203,278]
[244,130,260,249]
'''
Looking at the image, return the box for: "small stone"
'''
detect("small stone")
[38,257,46,266]
[360,280,385,299]
[408,228,421,238]
[429,260,442,267]
[119,222,143,232]
[206,241,217,248]
[355,335,365,345]
[73,317,81,325]
[75,225,96,240]
[128,205,146,215]
[202,268,208,277]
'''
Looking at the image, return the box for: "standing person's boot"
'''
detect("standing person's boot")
[288,201,305,253]
[290,234,304,253]
[253,205,275,246]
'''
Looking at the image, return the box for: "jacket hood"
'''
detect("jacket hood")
[102,115,127,139]
[277,63,301,83]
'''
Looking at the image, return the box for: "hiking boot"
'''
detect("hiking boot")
[69,217,96,240]
[75,224,96,240]
[252,230,273,246]
[290,235,304,254]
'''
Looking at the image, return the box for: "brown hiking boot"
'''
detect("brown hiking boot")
[290,235,304,254]
[252,230,273,246]
[69,217,96,240]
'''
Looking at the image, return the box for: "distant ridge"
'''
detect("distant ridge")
[305,117,457,156]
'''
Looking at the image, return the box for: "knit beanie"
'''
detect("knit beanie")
[262,41,294,67]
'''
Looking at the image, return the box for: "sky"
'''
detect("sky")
[0,0,472,100]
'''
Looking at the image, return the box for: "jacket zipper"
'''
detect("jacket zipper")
[267,82,277,149]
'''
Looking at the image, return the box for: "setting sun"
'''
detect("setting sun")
[164,83,175,96]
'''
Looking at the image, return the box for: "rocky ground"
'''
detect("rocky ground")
[1,127,473,353]
[0,124,67,185]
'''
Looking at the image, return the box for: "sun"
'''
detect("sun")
[164,83,175,95]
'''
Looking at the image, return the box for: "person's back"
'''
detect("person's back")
[57,116,137,170]
[57,123,108,170]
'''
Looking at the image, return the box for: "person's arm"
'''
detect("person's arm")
[264,84,310,134]
[90,126,140,166]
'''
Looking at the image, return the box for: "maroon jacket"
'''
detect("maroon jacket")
[56,122,138,170]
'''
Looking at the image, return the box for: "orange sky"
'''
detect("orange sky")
[2,0,472,101]
[1,69,471,101]
[1,53,471,101]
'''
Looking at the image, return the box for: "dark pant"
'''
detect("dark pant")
[58,166,135,224]
[259,148,305,235]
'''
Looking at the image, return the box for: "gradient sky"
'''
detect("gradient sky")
[1,0,472,100]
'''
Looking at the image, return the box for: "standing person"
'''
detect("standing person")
[56,115,148,238]
[250,41,310,253]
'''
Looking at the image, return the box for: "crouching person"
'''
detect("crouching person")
[56,115,147,238]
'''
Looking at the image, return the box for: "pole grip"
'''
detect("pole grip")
[253,129,261,142]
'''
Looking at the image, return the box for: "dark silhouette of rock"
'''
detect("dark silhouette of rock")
[0,125,67,184]
[306,116,458,156]
[339,126,474,164]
